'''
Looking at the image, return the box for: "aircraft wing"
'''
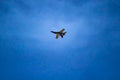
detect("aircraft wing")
[56,34,60,39]
[59,29,65,33]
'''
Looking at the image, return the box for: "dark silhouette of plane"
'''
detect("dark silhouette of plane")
[51,28,67,39]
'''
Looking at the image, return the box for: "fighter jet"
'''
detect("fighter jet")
[51,28,67,39]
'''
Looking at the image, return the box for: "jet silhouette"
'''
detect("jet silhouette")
[51,28,67,39]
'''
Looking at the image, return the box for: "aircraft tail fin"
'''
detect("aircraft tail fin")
[63,32,67,35]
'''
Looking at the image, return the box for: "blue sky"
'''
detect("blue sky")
[0,0,120,80]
